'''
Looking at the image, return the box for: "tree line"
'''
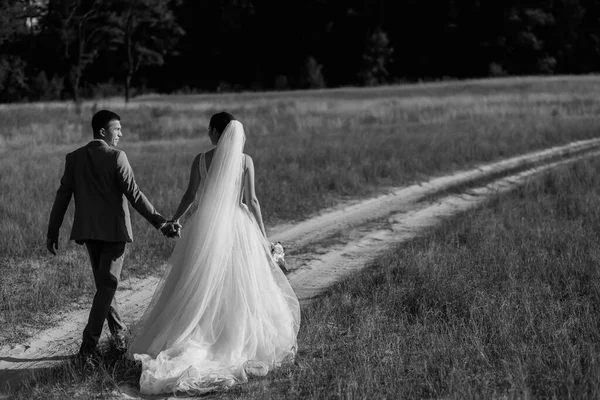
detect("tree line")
[1,0,600,103]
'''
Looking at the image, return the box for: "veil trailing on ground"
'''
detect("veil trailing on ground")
[131,120,248,355]
[129,120,300,395]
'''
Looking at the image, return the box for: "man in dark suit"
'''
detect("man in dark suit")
[47,109,179,360]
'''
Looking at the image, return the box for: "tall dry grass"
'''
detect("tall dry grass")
[8,122,600,399]
[272,157,600,399]
[2,75,600,344]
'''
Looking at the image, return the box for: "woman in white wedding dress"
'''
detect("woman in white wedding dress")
[129,112,300,395]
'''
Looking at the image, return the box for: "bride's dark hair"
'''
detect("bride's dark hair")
[209,112,235,138]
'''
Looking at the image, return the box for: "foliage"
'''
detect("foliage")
[0,55,28,102]
[303,57,326,89]
[108,0,184,102]
[42,0,121,103]
[3,1,600,101]
[0,0,26,46]
[358,27,394,86]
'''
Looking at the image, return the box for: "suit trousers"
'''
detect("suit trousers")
[81,240,127,349]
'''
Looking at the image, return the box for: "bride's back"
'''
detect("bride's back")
[201,149,248,177]
[199,149,249,202]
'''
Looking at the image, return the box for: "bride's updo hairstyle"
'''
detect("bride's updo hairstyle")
[209,111,236,141]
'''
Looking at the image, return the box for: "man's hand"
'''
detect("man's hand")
[170,221,182,237]
[46,237,58,255]
[160,221,182,238]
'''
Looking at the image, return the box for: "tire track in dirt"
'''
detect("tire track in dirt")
[2,138,600,394]
[269,137,600,250]
[287,149,600,301]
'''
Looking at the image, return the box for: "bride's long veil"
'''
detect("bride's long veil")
[131,120,250,356]
[130,120,300,395]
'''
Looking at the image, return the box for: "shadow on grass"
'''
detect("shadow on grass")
[0,355,72,362]
[0,355,76,395]
[0,355,75,395]
[1,345,144,399]
[117,383,225,400]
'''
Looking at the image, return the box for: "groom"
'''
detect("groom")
[46,109,180,360]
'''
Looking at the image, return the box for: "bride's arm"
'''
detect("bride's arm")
[171,154,202,223]
[243,155,267,238]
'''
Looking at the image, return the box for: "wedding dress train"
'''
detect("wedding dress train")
[128,121,300,395]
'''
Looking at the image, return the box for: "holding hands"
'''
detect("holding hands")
[161,220,182,238]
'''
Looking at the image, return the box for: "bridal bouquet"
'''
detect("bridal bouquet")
[270,242,289,274]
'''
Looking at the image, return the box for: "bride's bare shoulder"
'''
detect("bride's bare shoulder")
[243,153,255,169]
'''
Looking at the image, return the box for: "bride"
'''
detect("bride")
[128,112,300,395]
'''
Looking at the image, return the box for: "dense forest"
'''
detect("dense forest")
[1,0,600,103]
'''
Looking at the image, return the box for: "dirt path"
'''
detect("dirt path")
[288,149,600,301]
[2,138,600,395]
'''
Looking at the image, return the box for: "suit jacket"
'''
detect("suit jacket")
[47,139,167,244]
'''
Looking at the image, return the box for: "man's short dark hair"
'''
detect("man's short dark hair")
[209,111,235,135]
[92,110,121,136]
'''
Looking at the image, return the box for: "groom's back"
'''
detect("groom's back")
[71,141,120,195]
[68,140,132,243]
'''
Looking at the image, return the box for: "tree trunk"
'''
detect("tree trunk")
[123,8,133,104]
[74,73,80,104]
[125,72,131,103]
[69,66,81,105]
[73,68,82,114]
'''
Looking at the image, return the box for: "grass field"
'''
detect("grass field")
[8,125,600,399]
[2,75,600,347]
